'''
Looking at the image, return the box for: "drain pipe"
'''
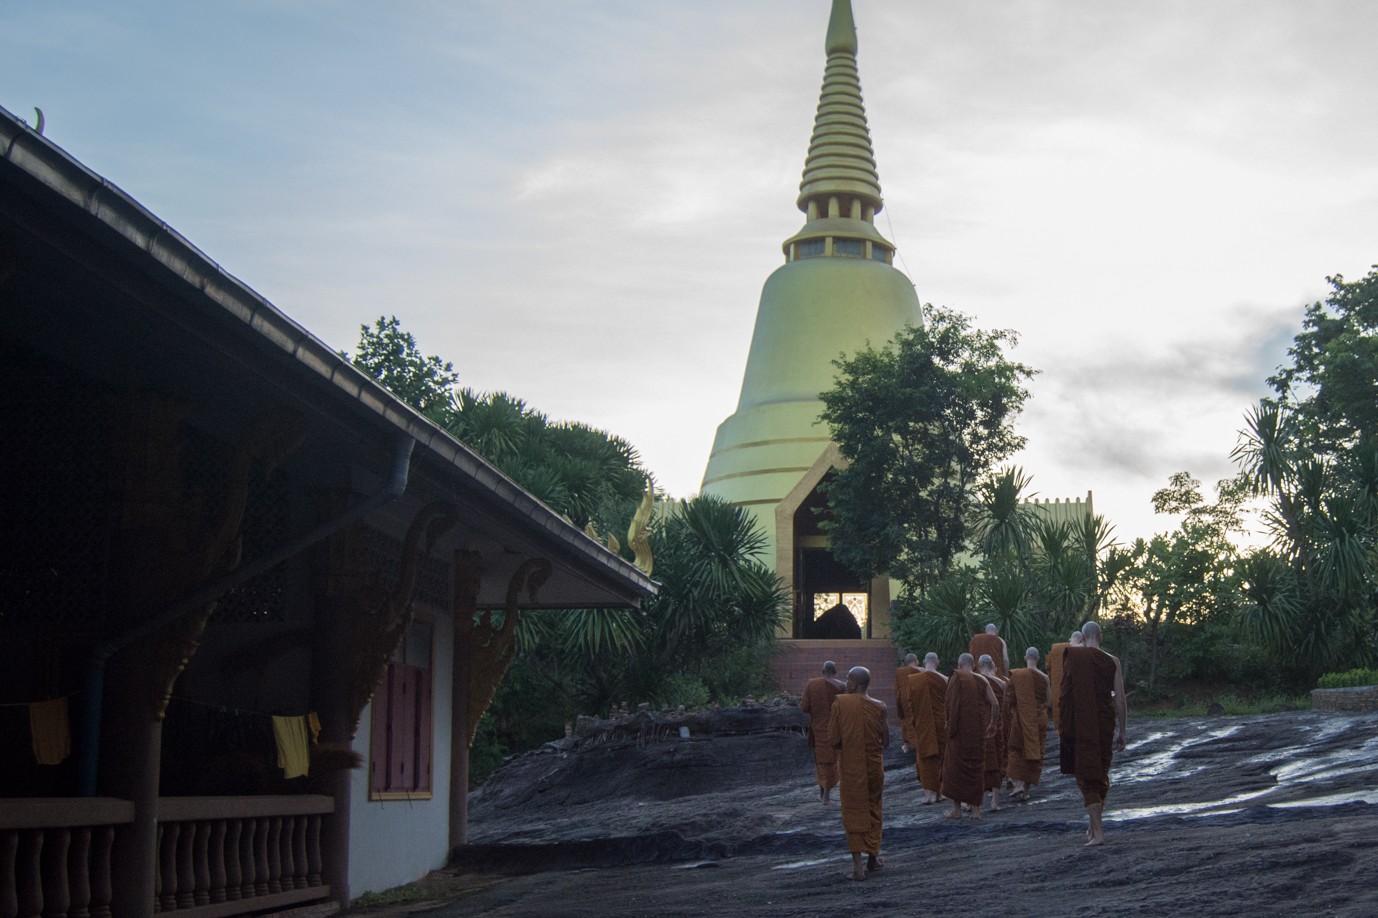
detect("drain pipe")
[78,435,415,796]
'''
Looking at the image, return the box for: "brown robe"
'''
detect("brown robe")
[895,665,919,748]
[1059,646,1119,806]
[1006,667,1049,785]
[940,670,988,807]
[968,632,1008,677]
[1046,642,1070,733]
[800,676,843,790]
[827,693,888,856]
[982,674,1008,791]
[905,670,946,793]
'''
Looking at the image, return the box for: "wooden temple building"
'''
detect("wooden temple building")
[0,103,655,915]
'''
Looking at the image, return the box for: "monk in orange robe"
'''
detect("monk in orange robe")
[1047,630,1083,734]
[800,661,846,804]
[968,623,1010,677]
[894,653,920,751]
[977,655,1008,812]
[904,652,947,804]
[827,666,889,880]
[1006,646,1050,801]
[1059,621,1126,846]
[941,653,998,821]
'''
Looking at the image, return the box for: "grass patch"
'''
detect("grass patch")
[351,885,446,909]
[1136,692,1310,718]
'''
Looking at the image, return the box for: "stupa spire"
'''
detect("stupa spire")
[783,0,892,264]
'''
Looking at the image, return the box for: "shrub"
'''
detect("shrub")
[1317,667,1378,689]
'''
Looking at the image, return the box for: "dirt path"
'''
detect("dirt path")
[364,709,1378,917]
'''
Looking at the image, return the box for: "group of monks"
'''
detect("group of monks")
[800,620,1128,881]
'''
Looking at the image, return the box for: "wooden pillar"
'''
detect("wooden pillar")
[309,506,360,908]
[101,397,183,918]
[448,551,482,854]
[309,601,354,908]
[102,701,160,918]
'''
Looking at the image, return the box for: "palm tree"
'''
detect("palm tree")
[1233,399,1378,680]
[971,466,1036,564]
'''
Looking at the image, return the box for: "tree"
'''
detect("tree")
[1232,267,1378,683]
[347,316,458,423]
[503,495,789,722]
[819,306,1037,595]
[1268,267,1378,452]
[1108,472,1245,692]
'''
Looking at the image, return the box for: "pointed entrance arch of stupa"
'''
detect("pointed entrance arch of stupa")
[774,444,890,639]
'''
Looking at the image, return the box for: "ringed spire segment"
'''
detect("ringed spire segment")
[783,0,892,264]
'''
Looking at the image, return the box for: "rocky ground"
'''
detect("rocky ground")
[357,703,1378,917]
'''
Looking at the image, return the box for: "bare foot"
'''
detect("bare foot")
[971,809,982,822]
[942,809,962,820]
[1084,834,1105,847]
[867,855,884,872]
[851,871,867,881]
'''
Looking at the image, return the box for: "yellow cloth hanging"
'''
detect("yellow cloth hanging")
[272,715,311,779]
[29,697,71,766]
[307,711,322,744]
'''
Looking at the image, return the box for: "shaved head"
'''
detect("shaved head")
[1025,647,1040,663]
[1070,631,1085,646]
[924,652,939,667]
[957,652,974,670]
[1081,621,1102,644]
[823,660,837,674]
[848,666,871,689]
[903,653,918,665]
[978,654,995,674]
[985,623,998,635]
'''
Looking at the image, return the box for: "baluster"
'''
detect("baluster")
[265,818,282,895]
[252,818,269,897]
[16,830,42,918]
[40,829,70,918]
[158,823,178,912]
[291,816,308,890]
[89,827,114,918]
[2,829,20,918]
[239,820,257,900]
[277,818,295,893]
[67,828,92,918]
[191,822,210,906]
[305,816,322,887]
[222,822,241,902]
[207,821,226,904]
[174,821,195,909]
[152,824,160,914]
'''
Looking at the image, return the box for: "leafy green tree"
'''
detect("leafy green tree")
[1232,267,1378,683]
[1269,267,1378,451]
[819,306,1037,596]
[1107,472,1245,692]
[347,316,458,423]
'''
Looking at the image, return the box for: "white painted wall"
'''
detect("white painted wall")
[346,612,454,898]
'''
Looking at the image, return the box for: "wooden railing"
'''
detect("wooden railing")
[0,797,134,918]
[154,796,334,916]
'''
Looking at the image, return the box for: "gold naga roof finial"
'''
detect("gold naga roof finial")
[627,478,655,576]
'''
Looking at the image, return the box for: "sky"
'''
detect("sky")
[4,0,1377,546]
